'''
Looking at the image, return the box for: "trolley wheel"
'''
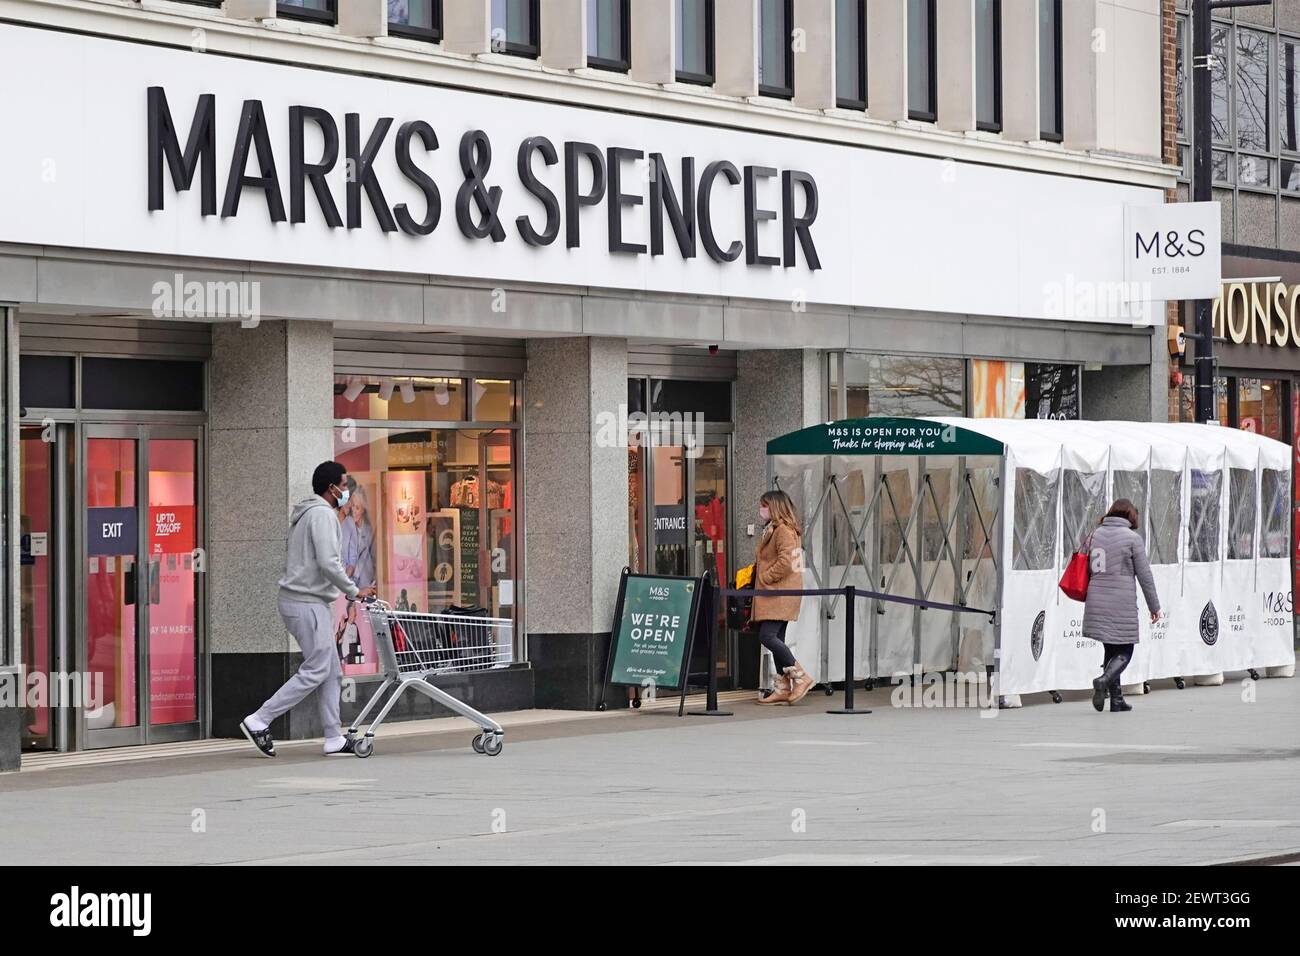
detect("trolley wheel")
[353,736,374,759]
[632,698,641,709]
[1249,668,1260,681]
[471,734,485,754]
[596,702,606,712]
[482,734,504,757]
[1049,690,1063,704]
[864,678,874,692]
[1174,677,1186,690]
[823,684,834,697]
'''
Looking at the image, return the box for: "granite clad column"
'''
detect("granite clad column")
[208,320,335,739]
[524,337,629,709]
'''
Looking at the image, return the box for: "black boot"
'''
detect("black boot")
[1109,677,1132,712]
[1092,653,1127,712]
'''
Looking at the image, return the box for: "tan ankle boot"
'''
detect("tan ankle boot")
[758,673,792,704]
[785,663,815,704]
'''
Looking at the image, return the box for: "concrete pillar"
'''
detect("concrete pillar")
[866,0,908,121]
[445,0,491,55]
[338,0,388,38]
[523,337,629,709]
[225,0,276,21]
[631,0,675,84]
[1081,345,1166,423]
[1001,0,1041,141]
[936,0,976,132]
[1062,0,1099,150]
[715,0,759,97]
[542,0,587,70]
[734,349,823,552]
[208,320,335,740]
[794,0,835,110]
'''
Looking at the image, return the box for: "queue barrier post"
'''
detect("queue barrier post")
[827,584,873,715]
[689,574,734,718]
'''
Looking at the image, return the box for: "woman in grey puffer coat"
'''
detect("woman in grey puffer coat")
[1082,499,1160,713]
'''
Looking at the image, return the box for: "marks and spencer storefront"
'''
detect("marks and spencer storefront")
[0,21,1172,765]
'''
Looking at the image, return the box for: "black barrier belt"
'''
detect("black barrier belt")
[716,586,995,620]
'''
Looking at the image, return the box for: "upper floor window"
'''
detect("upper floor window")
[388,0,442,42]
[588,0,630,71]
[907,0,936,121]
[278,0,335,23]
[492,0,540,57]
[975,0,1001,131]
[758,0,794,99]
[676,0,715,84]
[835,0,866,109]
[1039,0,1062,140]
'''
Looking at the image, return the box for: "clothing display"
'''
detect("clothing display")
[450,474,505,509]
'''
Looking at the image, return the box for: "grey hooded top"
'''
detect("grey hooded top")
[277,496,359,605]
[1081,516,1161,645]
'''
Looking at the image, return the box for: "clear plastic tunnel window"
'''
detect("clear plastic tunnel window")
[1062,470,1107,552]
[1189,469,1223,563]
[1013,467,1059,571]
[1112,470,1149,543]
[880,469,915,567]
[1261,468,1290,558]
[1148,469,1182,564]
[1227,468,1257,560]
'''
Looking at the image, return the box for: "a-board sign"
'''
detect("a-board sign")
[605,571,707,692]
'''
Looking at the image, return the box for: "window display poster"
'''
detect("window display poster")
[459,508,480,607]
[971,360,1026,419]
[1025,363,1080,420]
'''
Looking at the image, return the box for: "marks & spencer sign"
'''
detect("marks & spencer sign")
[0,23,1165,320]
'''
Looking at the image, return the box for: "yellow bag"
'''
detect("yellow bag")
[728,564,756,631]
[735,564,755,589]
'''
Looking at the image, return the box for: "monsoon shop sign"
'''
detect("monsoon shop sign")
[1213,280,1300,348]
[766,418,1004,457]
[605,573,704,690]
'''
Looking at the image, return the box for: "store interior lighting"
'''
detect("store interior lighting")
[378,377,396,401]
[342,377,366,402]
[400,379,416,404]
[434,381,450,405]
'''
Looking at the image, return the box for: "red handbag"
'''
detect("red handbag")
[1058,533,1093,602]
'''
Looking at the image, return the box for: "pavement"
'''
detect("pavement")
[2,675,1299,865]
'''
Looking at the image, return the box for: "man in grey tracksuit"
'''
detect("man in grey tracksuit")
[240,461,376,757]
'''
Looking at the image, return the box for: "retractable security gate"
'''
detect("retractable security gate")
[765,419,1006,687]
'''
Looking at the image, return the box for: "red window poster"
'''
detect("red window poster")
[149,505,195,556]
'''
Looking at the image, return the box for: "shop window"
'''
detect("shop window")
[470,379,515,421]
[1025,363,1080,419]
[1188,469,1222,562]
[677,0,714,84]
[1235,29,1271,156]
[19,355,75,409]
[907,0,936,121]
[1148,469,1181,564]
[1211,24,1230,145]
[842,354,964,418]
[1227,467,1256,560]
[491,0,540,57]
[627,377,647,416]
[1283,39,1300,156]
[975,0,1001,131]
[1038,0,1062,140]
[587,0,630,72]
[334,375,471,422]
[333,426,517,677]
[880,468,914,566]
[649,379,732,422]
[1261,468,1289,558]
[1013,467,1059,571]
[277,0,336,23]
[1062,470,1106,554]
[82,358,204,411]
[835,0,867,110]
[970,359,1024,418]
[1237,377,1285,440]
[758,0,794,98]
[388,0,442,41]
[1112,470,1149,543]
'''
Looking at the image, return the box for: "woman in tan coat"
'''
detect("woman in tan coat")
[752,490,814,704]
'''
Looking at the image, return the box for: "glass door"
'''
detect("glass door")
[81,425,202,748]
[19,425,64,750]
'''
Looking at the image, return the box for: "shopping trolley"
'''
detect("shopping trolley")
[347,600,513,758]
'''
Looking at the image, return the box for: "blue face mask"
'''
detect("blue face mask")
[334,485,351,509]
